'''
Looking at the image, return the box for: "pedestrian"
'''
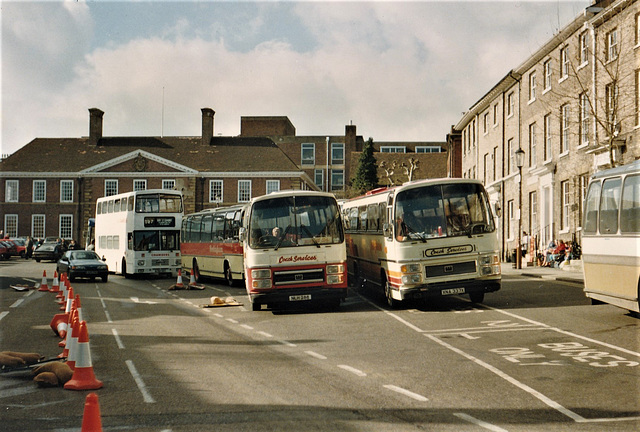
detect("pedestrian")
[87,239,95,251]
[25,236,33,259]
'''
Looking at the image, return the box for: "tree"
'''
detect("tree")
[351,138,378,194]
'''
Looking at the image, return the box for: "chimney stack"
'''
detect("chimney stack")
[89,108,104,146]
[201,108,215,145]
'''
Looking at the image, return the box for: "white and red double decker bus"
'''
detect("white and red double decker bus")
[241,190,347,311]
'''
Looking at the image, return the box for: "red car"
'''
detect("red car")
[0,240,17,259]
[9,238,27,258]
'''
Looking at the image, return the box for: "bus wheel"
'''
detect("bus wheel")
[469,291,484,303]
[384,277,400,309]
[224,264,233,287]
[122,259,131,279]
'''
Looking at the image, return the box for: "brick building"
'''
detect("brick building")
[455,0,640,261]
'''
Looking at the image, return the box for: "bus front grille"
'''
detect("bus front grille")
[152,258,170,266]
[425,261,476,278]
[273,268,325,286]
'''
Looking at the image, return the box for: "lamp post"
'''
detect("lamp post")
[515,147,525,269]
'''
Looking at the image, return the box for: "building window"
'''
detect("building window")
[209,180,223,203]
[331,169,344,191]
[560,46,569,79]
[32,214,45,238]
[579,173,589,227]
[60,180,74,203]
[636,12,640,46]
[133,179,147,191]
[60,214,73,239]
[492,147,498,181]
[266,180,280,194]
[5,180,18,202]
[483,112,489,134]
[529,72,537,101]
[607,28,618,62]
[162,179,176,190]
[483,153,489,185]
[238,180,251,202]
[507,199,514,240]
[560,104,570,154]
[561,181,570,230]
[507,92,514,117]
[529,123,537,167]
[544,114,552,161]
[580,93,590,146]
[301,143,315,165]
[529,191,538,238]
[314,169,324,190]
[507,138,514,175]
[579,31,589,65]
[380,146,406,153]
[105,180,118,197]
[4,214,18,238]
[544,59,552,90]
[636,69,640,127]
[416,146,441,153]
[331,143,344,165]
[606,81,619,131]
[33,180,46,202]
[493,103,498,125]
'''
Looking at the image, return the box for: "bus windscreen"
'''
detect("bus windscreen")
[249,195,343,249]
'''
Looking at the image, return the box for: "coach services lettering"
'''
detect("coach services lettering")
[423,245,473,257]
[279,254,318,264]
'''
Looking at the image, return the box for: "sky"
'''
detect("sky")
[1,0,592,156]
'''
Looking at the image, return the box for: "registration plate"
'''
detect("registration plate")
[289,294,312,301]
[442,288,465,295]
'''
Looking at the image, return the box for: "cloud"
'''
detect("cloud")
[2,1,591,155]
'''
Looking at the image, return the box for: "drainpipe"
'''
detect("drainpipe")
[326,137,330,192]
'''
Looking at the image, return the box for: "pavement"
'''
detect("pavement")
[500,258,584,285]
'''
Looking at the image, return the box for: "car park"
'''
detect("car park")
[56,250,109,282]
[33,243,64,262]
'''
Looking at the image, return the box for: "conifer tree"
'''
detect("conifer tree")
[351,138,378,195]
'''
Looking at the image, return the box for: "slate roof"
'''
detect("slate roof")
[0,135,301,174]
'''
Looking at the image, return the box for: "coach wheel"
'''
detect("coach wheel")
[469,291,485,303]
[383,275,400,309]
[224,263,234,287]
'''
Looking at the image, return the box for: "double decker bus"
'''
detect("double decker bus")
[342,179,501,307]
[95,189,183,277]
[582,160,640,314]
[241,190,347,311]
[181,205,245,285]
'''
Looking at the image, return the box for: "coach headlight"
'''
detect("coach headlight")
[480,254,501,275]
[251,269,271,279]
[137,260,146,266]
[326,264,344,274]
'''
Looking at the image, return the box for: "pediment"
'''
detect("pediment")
[79,150,198,175]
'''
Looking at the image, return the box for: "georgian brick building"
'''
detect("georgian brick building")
[1,107,449,246]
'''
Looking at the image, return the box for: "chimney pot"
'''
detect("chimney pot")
[89,108,104,146]
[202,108,215,145]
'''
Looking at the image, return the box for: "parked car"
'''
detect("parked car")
[56,250,109,282]
[9,238,27,258]
[0,242,9,260]
[33,243,64,262]
[0,240,18,258]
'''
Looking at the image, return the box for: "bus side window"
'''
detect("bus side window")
[128,197,134,211]
[621,174,640,233]
[121,197,128,212]
[213,215,225,241]
[359,206,368,231]
[379,202,386,233]
[599,177,621,234]
[368,204,378,231]
[349,207,359,230]
[97,202,102,215]
[201,215,213,242]
[583,181,600,234]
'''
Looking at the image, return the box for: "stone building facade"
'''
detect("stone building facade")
[455,0,640,262]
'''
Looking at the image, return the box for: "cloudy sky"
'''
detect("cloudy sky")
[2,0,591,155]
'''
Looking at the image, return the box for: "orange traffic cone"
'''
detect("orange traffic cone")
[188,272,205,289]
[56,275,66,300]
[80,393,103,432]
[64,314,80,369]
[50,271,60,293]
[64,321,103,390]
[50,312,69,338]
[59,310,77,357]
[174,269,184,289]
[61,287,74,311]
[38,270,49,291]
[75,294,84,322]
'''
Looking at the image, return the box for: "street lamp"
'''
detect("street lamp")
[515,147,526,269]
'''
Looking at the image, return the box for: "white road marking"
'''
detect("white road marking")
[305,350,327,360]
[454,413,508,431]
[125,360,155,403]
[338,365,367,377]
[383,384,428,402]
[112,328,125,349]
[0,311,9,321]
